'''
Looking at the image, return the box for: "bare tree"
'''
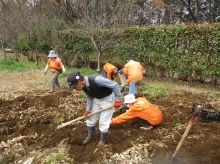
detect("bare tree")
[163,0,171,24]
[0,0,50,63]
[0,0,39,43]
[178,0,220,23]
[131,0,173,25]
[61,0,135,72]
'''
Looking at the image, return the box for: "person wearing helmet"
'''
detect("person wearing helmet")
[44,50,66,93]
[111,94,162,130]
[101,62,119,83]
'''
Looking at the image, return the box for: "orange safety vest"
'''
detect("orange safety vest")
[103,63,119,82]
[111,97,162,126]
[47,57,64,73]
[123,60,144,85]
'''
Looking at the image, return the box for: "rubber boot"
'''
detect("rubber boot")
[83,126,95,145]
[139,119,153,130]
[97,132,107,148]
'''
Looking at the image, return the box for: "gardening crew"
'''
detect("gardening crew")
[101,62,119,82]
[67,71,121,147]
[119,57,145,96]
[44,50,66,93]
[111,94,162,129]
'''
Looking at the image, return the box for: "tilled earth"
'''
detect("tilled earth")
[0,70,220,164]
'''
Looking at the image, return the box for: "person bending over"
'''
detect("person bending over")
[67,71,121,147]
[111,94,162,130]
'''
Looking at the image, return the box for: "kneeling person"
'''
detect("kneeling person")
[111,94,162,129]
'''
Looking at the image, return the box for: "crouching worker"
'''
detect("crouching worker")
[67,72,121,147]
[111,94,162,130]
[101,62,119,82]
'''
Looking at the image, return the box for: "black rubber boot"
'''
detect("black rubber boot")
[83,126,95,145]
[139,119,153,130]
[97,132,107,148]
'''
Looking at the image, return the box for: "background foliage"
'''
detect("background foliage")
[0,0,219,86]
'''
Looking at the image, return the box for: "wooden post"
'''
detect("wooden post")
[1,41,6,59]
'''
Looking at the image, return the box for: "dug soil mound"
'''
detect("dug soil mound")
[0,70,220,164]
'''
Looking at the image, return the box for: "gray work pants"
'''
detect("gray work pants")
[51,72,60,91]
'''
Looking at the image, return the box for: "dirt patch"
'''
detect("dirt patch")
[0,71,220,164]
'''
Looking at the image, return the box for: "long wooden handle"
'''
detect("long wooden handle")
[57,105,114,129]
[172,105,202,158]
[172,122,192,157]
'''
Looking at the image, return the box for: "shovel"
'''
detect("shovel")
[172,105,203,163]
[57,105,114,129]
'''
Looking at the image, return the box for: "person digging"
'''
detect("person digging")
[67,72,121,147]
[118,57,145,97]
[111,94,162,130]
[101,62,119,82]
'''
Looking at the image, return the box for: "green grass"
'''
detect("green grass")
[205,90,220,100]
[59,67,97,89]
[66,67,97,76]
[46,153,74,164]
[59,67,98,82]
[0,58,97,75]
[0,58,44,72]
[172,123,183,131]
[141,84,171,100]
[1,135,12,142]
[79,92,87,99]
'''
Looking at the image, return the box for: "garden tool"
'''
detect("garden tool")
[57,105,113,129]
[172,105,203,163]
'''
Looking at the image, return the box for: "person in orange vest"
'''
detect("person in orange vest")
[102,62,119,82]
[111,94,162,130]
[119,57,145,96]
[44,50,66,92]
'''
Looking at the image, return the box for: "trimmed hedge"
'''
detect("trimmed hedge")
[117,24,220,84]
[61,23,220,86]
[15,22,220,86]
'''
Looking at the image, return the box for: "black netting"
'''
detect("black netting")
[192,103,220,122]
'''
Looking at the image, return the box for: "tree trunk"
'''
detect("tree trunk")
[97,50,101,73]
[35,50,39,66]
[26,52,30,61]
[14,52,19,62]
[163,0,171,25]
[180,0,198,23]
[1,41,6,59]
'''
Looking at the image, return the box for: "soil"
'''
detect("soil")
[0,70,220,164]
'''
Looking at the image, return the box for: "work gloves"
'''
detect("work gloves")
[84,110,91,118]
[114,101,121,108]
